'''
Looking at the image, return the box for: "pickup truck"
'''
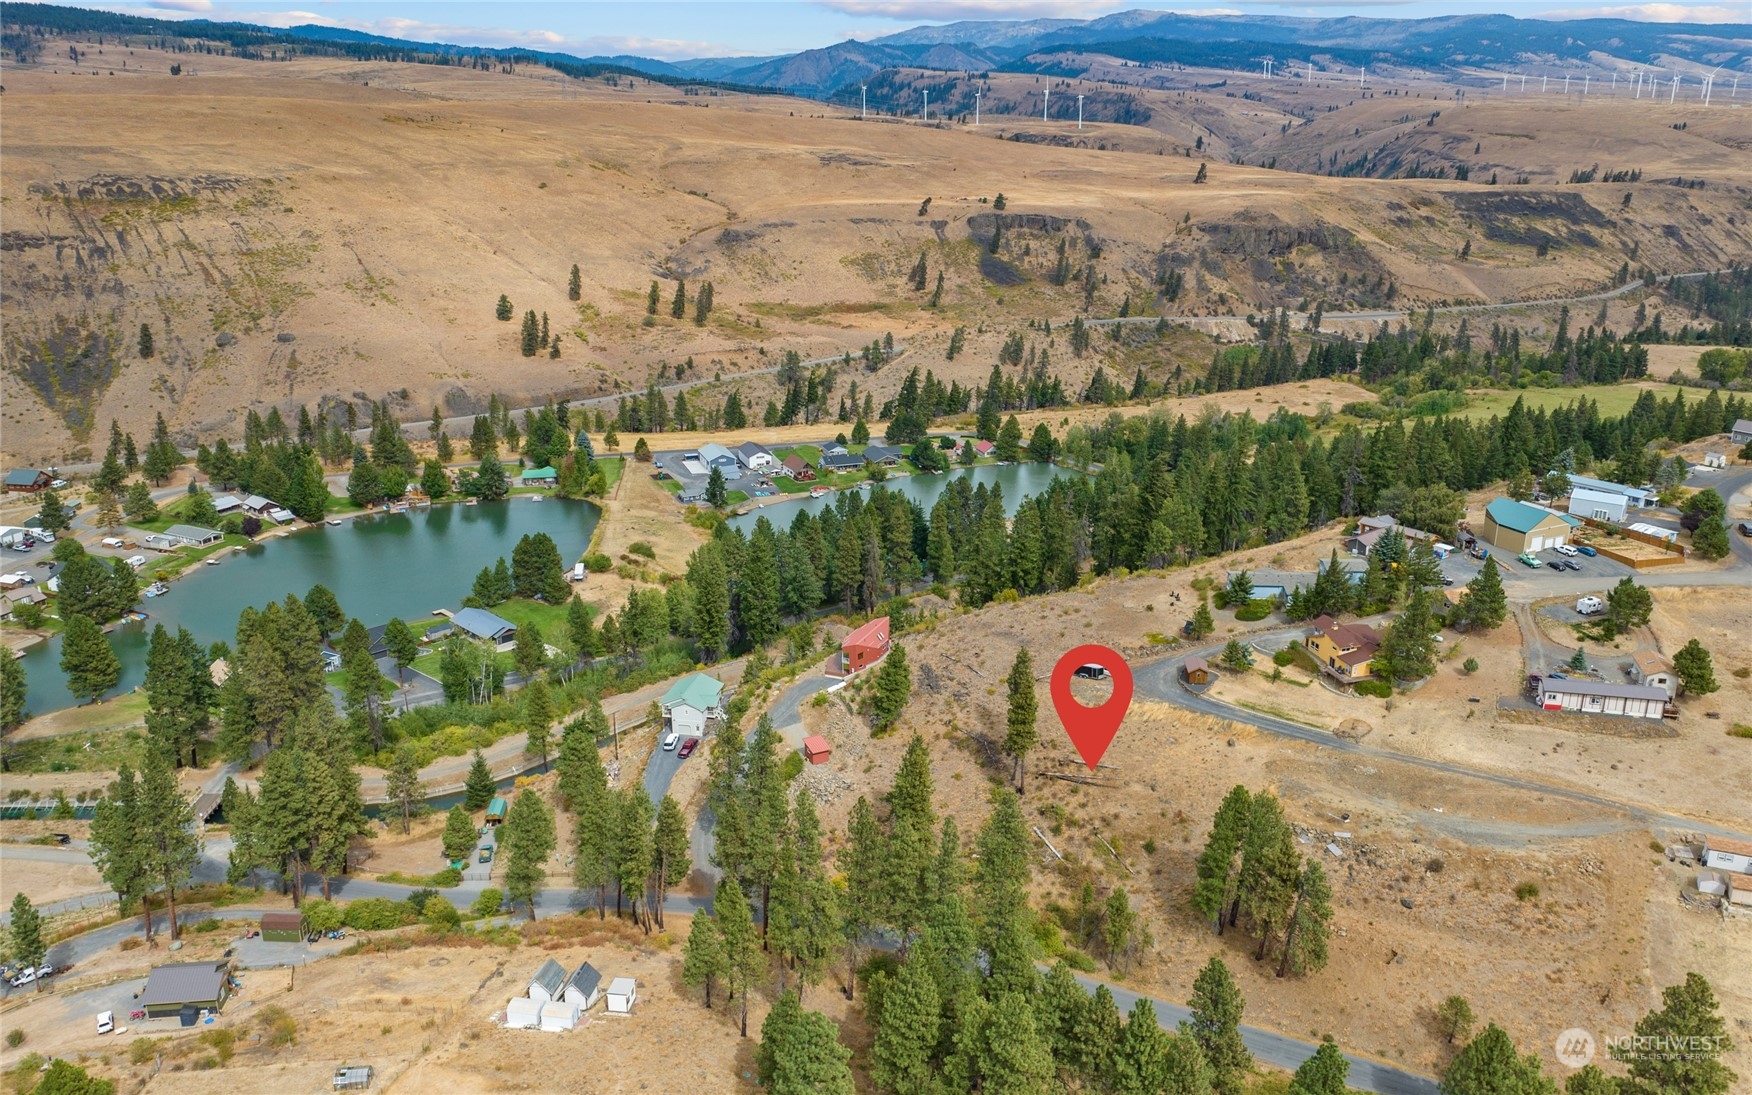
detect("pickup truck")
[1517,552,1542,568]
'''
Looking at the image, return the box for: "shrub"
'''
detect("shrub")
[1727,724,1752,739]
[1061,949,1099,972]
[471,888,505,918]
[582,553,612,573]
[431,867,462,887]
[1514,881,1540,901]
[259,1004,297,1047]
[1272,649,1296,668]
[404,888,438,915]
[300,898,343,936]
[129,1037,162,1065]
[4,1029,22,1049]
[342,897,414,931]
[1234,598,1273,622]
[199,1028,237,1064]
[422,896,461,929]
[628,541,656,559]
[1462,657,1479,674]
[779,751,805,783]
[1354,679,1393,699]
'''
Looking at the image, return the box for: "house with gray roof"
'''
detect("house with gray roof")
[733,441,777,472]
[697,443,739,472]
[138,961,231,1018]
[861,444,903,467]
[562,961,605,1010]
[450,607,516,644]
[1537,677,1669,720]
[528,958,568,1003]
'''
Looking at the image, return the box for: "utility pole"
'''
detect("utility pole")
[1077,94,1084,129]
[922,88,928,122]
[974,89,980,126]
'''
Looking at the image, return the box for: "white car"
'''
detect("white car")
[51,479,68,489]
[97,1011,115,1035]
[1555,544,1578,557]
[662,732,679,751]
[9,969,35,988]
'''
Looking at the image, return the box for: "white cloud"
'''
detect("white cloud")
[147,0,214,11]
[1537,3,1750,21]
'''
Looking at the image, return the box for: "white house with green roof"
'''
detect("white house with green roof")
[661,672,725,738]
[518,466,557,486]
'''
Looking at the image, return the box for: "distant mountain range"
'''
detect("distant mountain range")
[8,3,1750,98]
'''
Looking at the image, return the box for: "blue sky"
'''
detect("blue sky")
[43,1,1752,59]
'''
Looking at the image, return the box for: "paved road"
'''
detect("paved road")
[1079,970,1439,1095]
[1133,643,1752,844]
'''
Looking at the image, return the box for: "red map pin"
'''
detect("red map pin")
[1050,644,1135,772]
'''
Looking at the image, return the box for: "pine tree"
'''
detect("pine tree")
[652,794,689,930]
[705,465,728,508]
[870,641,912,731]
[1188,956,1252,1095]
[671,278,687,319]
[1455,555,1507,631]
[60,614,120,705]
[1236,792,1300,958]
[523,679,555,773]
[870,956,941,1093]
[520,310,539,356]
[464,749,495,809]
[1442,1024,1557,1095]
[1563,1066,1618,1095]
[681,907,727,1007]
[694,280,714,325]
[1613,973,1737,1095]
[1189,599,1215,639]
[1377,588,1437,682]
[500,787,556,919]
[137,743,201,940]
[385,742,424,834]
[569,708,617,917]
[0,651,27,751]
[839,796,882,999]
[978,991,1057,1093]
[303,584,345,641]
[615,787,655,931]
[1436,996,1475,1045]
[758,990,855,1095]
[1113,997,1174,1095]
[301,705,367,901]
[8,893,46,992]
[1672,638,1718,696]
[716,877,764,1037]
[1277,860,1333,977]
[123,481,158,522]
[441,804,476,863]
[138,322,155,358]
[997,414,1024,463]
[568,263,582,301]
[1072,984,1125,1088]
[646,280,660,315]
[1193,785,1251,932]
[496,294,513,320]
[1002,648,1038,792]
[90,765,154,937]
[1289,1040,1350,1095]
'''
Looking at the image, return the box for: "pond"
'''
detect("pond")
[726,463,1080,533]
[17,498,600,716]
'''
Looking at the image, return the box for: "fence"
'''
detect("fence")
[1575,515,1686,556]
[1592,545,1687,570]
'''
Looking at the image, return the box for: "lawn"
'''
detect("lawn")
[143,534,252,580]
[1450,382,1689,421]
[410,646,517,680]
[598,457,624,490]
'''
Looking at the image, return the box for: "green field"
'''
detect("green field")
[598,457,624,490]
[1450,382,1690,421]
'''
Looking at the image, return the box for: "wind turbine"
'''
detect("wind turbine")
[1503,73,1509,93]
[922,89,928,122]
[1521,73,1528,92]
[1583,75,1589,95]
[1076,94,1084,129]
[1542,75,1548,93]
[1670,76,1679,104]
[860,85,867,119]
[1359,65,1365,88]
[1563,75,1570,94]
[1043,87,1049,121]
[974,90,980,126]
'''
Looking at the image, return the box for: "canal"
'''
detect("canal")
[726,463,1079,534]
[18,499,600,715]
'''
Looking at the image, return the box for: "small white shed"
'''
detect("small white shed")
[1702,835,1752,875]
[562,962,604,1011]
[605,977,637,1014]
[539,1000,579,1032]
[504,997,542,1029]
[528,958,566,1003]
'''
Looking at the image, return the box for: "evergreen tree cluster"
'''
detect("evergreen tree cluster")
[1191,786,1334,977]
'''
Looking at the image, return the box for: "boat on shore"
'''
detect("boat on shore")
[142,581,169,598]
[327,518,343,526]
[809,486,829,499]
[463,497,479,506]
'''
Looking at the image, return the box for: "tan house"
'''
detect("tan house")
[1481,498,1580,554]
[1305,615,1381,684]
[1631,651,1677,700]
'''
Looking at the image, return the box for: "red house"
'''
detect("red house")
[840,616,891,673]
[802,735,832,765]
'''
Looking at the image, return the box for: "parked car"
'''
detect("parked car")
[1577,545,1598,556]
[478,846,494,864]
[1517,552,1542,568]
[1739,522,1752,538]
[51,478,68,489]
[662,732,679,751]
[8,969,35,988]
[1073,664,1110,680]
[677,737,700,759]
[97,1011,114,1035]
[1555,544,1578,557]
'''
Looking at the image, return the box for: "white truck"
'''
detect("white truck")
[1575,595,1604,616]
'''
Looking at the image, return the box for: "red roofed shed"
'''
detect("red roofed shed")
[802,735,832,765]
[841,616,890,672]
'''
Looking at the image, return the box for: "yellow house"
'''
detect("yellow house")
[1306,615,1382,684]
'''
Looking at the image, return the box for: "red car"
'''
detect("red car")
[677,737,700,759]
